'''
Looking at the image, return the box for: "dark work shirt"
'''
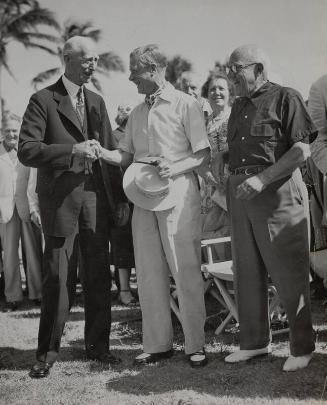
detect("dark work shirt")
[227,81,317,170]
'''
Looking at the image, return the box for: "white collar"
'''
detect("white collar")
[62,75,82,98]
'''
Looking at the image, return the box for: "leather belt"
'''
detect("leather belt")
[231,165,269,175]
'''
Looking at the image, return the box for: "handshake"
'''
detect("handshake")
[72,140,103,161]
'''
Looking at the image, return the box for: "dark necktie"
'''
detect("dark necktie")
[76,86,84,125]
[144,85,164,110]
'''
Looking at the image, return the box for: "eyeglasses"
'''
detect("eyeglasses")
[226,62,257,74]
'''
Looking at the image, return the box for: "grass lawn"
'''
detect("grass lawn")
[0,287,327,405]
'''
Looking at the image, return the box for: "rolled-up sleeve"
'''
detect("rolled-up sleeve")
[182,97,210,153]
[283,90,317,145]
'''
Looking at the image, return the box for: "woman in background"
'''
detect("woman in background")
[110,104,137,306]
[199,72,234,258]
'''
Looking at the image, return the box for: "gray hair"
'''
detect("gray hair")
[130,44,168,69]
[63,35,96,58]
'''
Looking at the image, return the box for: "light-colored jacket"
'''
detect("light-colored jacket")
[308,74,327,227]
[0,143,38,224]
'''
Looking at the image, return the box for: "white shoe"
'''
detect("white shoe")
[282,353,313,372]
[225,346,272,363]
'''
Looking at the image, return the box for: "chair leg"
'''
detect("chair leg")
[213,278,238,322]
[170,294,182,322]
[215,312,234,336]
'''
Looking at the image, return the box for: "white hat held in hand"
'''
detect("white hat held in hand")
[123,157,178,211]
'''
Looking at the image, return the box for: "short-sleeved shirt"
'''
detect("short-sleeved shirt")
[119,82,210,161]
[227,81,317,170]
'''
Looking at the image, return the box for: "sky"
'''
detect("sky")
[2,0,327,123]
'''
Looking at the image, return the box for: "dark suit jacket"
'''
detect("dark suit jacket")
[18,78,126,237]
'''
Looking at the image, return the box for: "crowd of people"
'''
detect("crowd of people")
[0,35,326,379]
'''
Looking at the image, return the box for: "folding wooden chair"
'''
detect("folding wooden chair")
[201,236,289,336]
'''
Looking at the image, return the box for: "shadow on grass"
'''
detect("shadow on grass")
[0,345,87,370]
[104,351,327,401]
[9,302,142,323]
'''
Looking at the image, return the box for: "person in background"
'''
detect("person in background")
[308,74,327,253]
[100,44,210,368]
[0,241,4,298]
[198,72,234,258]
[18,36,128,379]
[110,104,137,306]
[0,112,42,312]
[177,71,212,119]
[212,44,316,371]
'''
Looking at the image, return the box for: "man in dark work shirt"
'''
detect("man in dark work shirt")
[212,44,316,372]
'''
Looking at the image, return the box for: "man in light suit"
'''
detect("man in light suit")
[0,113,42,312]
[18,36,128,379]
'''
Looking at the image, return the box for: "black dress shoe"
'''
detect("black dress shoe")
[2,301,20,313]
[32,299,41,306]
[133,349,174,365]
[189,350,208,368]
[29,361,52,378]
[87,352,122,365]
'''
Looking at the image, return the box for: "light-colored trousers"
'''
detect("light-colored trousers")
[132,173,206,355]
[0,207,42,302]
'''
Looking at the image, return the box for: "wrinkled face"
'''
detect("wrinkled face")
[2,119,20,150]
[65,46,99,86]
[129,56,157,95]
[227,53,258,97]
[180,78,200,99]
[208,78,230,108]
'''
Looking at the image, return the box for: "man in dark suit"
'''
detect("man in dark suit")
[18,36,128,378]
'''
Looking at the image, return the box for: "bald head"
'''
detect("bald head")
[227,44,270,97]
[63,36,99,86]
[229,44,270,79]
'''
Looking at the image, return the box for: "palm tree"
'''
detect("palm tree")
[0,0,60,123]
[165,55,192,87]
[32,20,125,92]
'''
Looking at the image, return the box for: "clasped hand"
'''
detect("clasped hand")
[155,156,175,179]
[73,140,101,161]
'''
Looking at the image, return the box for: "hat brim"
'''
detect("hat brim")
[123,163,177,211]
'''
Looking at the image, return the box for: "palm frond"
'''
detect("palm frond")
[19,41,58,55]
[91,76,102,93]
[31,66,62,89]
[1,57,15,80]
[11,31,60,44]
[63,20,101,42]
[8,6,60,33]
[97,52,125,73]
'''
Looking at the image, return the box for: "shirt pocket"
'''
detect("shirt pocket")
[250,121,276,138]
[250,117,279,157]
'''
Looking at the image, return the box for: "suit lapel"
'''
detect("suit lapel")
[84,88,101,143]
[54,79,86,141]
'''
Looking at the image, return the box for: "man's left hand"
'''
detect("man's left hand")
[235,175,266,200]
[156,157,175,178]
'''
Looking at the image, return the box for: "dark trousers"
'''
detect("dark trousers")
[36,178,111,363]
[228,171,315,356]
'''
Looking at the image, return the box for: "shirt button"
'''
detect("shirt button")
[244,115,248,119]
[241,137,245,140]
[241,158,246,162]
